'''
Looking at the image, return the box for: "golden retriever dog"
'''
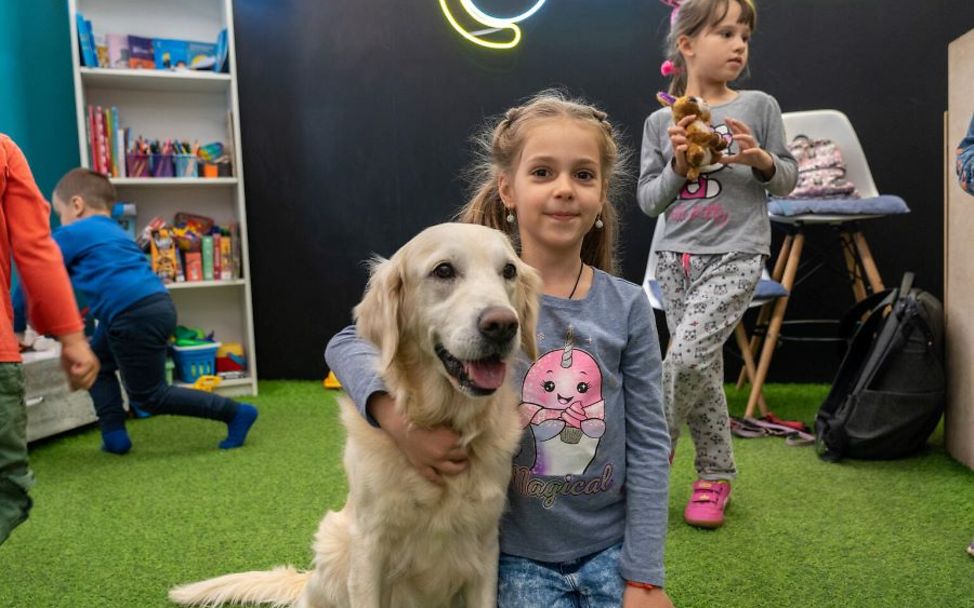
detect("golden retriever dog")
[170,222,541,608]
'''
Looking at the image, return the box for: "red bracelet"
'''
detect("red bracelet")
[626,580,658,591]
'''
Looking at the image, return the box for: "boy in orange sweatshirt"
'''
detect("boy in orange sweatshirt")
[0,134,99,545]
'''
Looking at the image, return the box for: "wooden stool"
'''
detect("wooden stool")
[736,214,886,417]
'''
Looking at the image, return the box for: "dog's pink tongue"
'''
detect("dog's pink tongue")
[464,360,507,390]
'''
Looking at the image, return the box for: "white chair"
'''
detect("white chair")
[643,214,786,414]
[736,109,909,417]
[784,110,879,198]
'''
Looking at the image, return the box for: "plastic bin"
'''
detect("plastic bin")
[171,342,221,383]
[151,153,174,178]
[126,153,150,177]
[174,154,198,178]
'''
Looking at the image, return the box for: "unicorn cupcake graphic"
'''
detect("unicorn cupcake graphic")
[518,327,606,476]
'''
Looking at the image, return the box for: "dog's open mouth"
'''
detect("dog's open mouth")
[435,344,507,396]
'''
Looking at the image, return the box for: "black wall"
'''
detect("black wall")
[234,0,974,380]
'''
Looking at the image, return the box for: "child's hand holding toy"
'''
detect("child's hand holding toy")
[657,91,728,180]
[720,117,775,180]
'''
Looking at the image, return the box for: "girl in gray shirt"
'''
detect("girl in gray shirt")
[328,90,674,607]
[637,0,797,530]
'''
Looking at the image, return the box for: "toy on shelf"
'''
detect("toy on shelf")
[172,342,221,383]
[216,342,247,374]
[192,375,222,392]
[150,227,178,284]
[173,325,213,347]
[139,213,241,284]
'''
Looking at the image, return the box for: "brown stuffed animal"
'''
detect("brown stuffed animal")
[657,92,727,181]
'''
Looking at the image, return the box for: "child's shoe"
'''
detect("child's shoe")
[967,539,974,558]
[101,428,132,455]
[219,403,258,449]
[684,480,731,529]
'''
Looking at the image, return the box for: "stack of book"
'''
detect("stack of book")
[85,105,127,177]
[76,11,228,72]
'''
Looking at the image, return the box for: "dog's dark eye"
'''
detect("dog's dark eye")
[432,263,456,280]
[542,380,555,392]
[577,382,589,394]
[502,263,517,280]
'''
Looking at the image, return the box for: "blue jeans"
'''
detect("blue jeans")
[497,543,625,608]
[89,293,238,431]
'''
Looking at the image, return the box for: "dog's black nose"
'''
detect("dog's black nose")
[478,307,519,344]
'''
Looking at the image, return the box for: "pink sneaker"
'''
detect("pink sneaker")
[684,480,731,528]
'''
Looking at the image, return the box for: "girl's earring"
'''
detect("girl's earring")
[595,215,604,230]
[506,209,516,224]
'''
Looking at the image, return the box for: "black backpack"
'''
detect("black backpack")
[815,273,946,461]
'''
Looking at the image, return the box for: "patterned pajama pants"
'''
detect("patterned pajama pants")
[655,251,764,480]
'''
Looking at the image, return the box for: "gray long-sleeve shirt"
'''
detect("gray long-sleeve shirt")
[324,269,671,586]
[637,90,798,256]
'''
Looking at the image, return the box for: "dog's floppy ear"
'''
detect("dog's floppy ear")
[515,260,542,361]
[353,254,404,372]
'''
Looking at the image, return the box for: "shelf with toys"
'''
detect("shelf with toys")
[69,0,257,398]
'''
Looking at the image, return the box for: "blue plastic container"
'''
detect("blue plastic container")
[172,342,221,383]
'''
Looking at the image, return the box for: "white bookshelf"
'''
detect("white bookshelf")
[67,0,258,398]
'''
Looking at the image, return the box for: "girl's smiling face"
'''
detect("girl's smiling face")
[499,117,605,257]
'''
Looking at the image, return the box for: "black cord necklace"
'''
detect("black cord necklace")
[567,261,585,300]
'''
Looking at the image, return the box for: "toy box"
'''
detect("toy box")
[172,342,221,383]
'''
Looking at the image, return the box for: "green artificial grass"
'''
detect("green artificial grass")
[1,381,971,607]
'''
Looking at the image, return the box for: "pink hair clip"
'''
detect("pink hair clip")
[660,0,682,24]
[660,59,681,77]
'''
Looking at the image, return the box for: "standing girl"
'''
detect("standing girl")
[327,91,674,607]
[637,0,797,529]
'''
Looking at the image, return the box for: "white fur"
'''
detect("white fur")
[170,223,541,608]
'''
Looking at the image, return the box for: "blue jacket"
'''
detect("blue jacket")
[13,215,166,331]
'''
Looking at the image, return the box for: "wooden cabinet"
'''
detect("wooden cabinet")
[945,28,974,469]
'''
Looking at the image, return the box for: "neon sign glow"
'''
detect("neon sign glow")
[438,0,547,49]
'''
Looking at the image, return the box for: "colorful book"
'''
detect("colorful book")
[187,41,217,70]
[229,223,241,279]
[86,105,96,169]
[184,251,202,282]
[214,29,229,72]
[116,127,127,178]
[127,35,155,69]
[112,107,124,177]
[106,33,130,69]
[76,13,98,68]
[219,231,232,280]
[93,107,107,174]
[103,107,114,177]
[95,35,109,68]
[212,233,222,280]
[153,39,189,70]
[201,236,214,281]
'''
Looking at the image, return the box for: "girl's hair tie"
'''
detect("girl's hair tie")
[660,0,682,25]
[660,59,682,77]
